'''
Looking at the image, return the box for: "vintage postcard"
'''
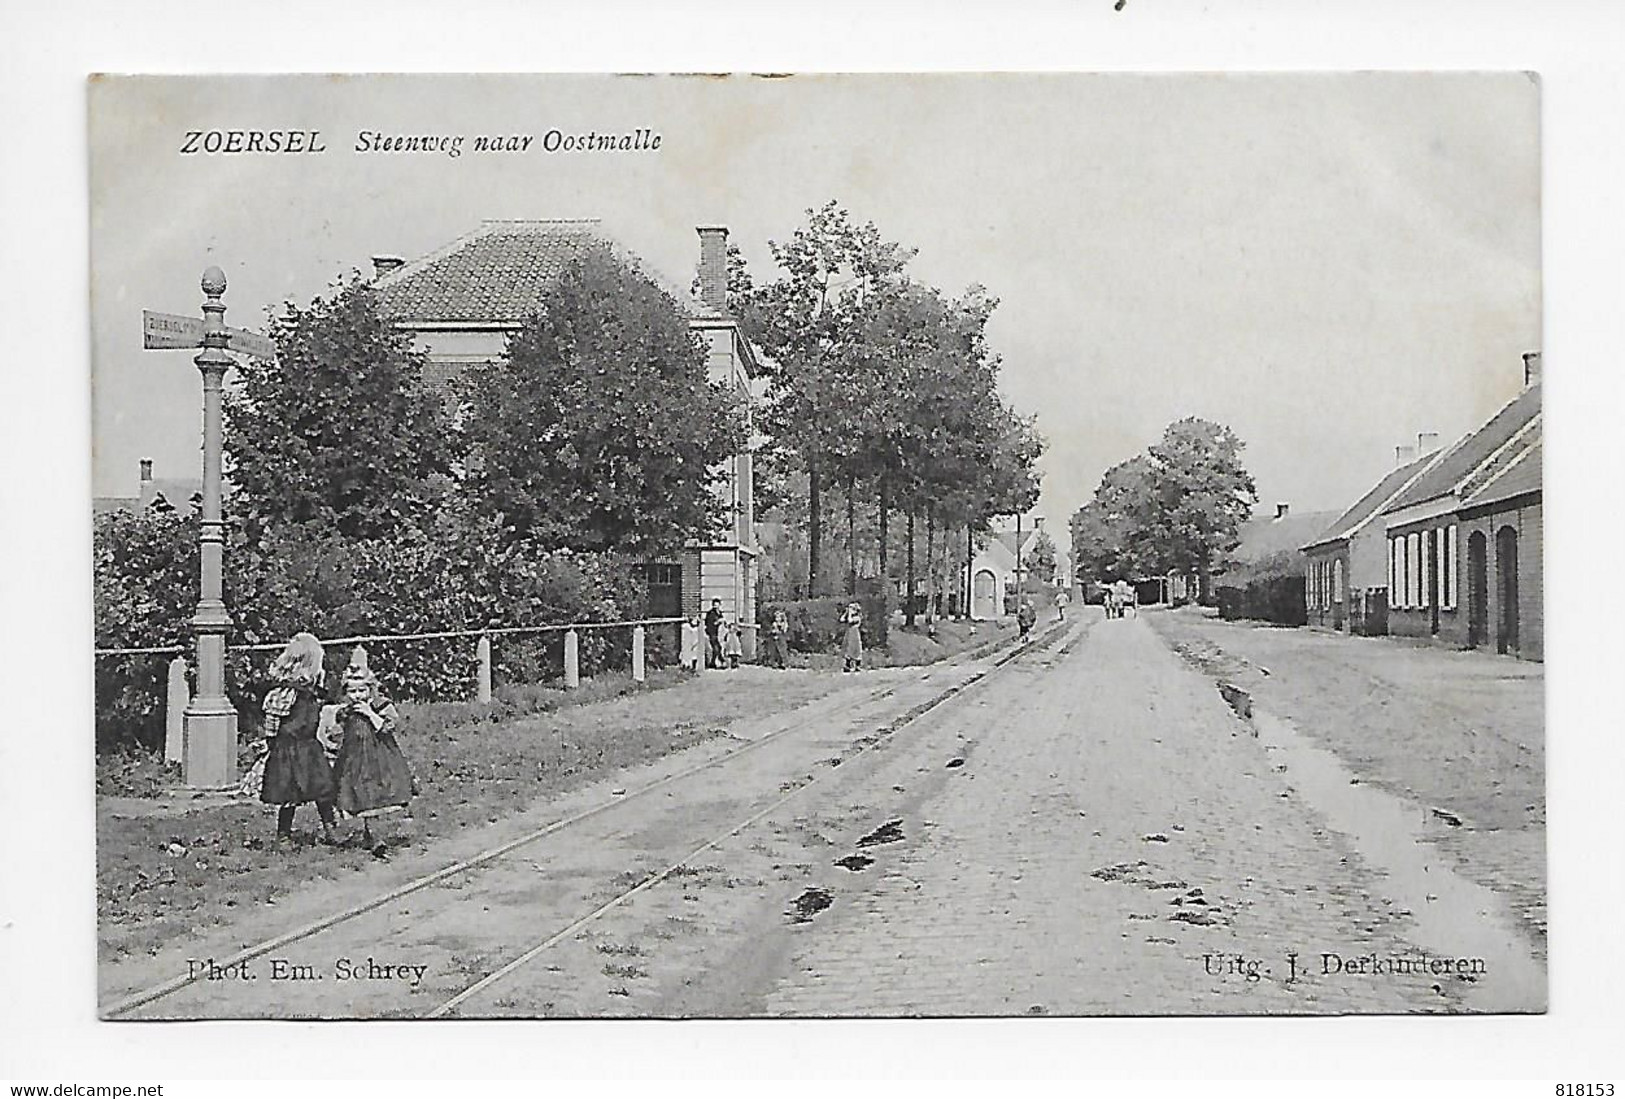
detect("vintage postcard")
[89,72,1544,1020]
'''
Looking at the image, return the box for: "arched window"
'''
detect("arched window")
[1333,558,1344,602]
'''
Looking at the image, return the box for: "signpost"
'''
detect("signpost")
[143,309,274,360]
[141,269,272,789]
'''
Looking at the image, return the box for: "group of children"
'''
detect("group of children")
[678,601,866,673]
[243,632,417,856]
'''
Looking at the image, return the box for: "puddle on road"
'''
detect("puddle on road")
[788,887,833,922]
[1252,709,1545,1012]
[834,854,875,872]
[856,820,905,848]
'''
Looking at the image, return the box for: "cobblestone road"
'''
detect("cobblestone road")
[109,608,1544,1019]
[750,612,1508,1016]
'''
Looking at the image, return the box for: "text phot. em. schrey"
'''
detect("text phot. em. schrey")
[89,71,1545,1021]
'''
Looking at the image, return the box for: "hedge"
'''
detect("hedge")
[93,507,646,753]
[1215,575,1307,627]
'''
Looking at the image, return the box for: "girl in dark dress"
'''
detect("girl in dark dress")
[258,632,339,845]
[332,650,414,855]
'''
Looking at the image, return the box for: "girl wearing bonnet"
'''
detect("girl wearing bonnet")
[258,632,340,845]
[332,647,415,856]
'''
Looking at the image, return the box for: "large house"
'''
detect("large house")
[1378,356,1540,656]
[371,219,762,654]
[1379,355,1542,660]
[1301,438,1446,635]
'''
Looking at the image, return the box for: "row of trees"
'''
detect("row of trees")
[98,200,1045,751]
[1068,417,1258,599]
[738,202,1044,623]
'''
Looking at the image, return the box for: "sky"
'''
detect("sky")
[89,72,1541,530]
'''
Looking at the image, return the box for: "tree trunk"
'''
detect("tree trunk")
[905,509,917,627]
[807,457,822,597]
[878,473,890,609]
[926,510,936,621]
[955,523,968,617]
[847,474,857,597]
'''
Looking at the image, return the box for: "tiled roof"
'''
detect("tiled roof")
[1460,416,1539,500]
[1303,450,1441,550]
[1230,510,1341,564]
[374,219,719,325]
[1384,383,1541,513]
[1465,439,1541,509]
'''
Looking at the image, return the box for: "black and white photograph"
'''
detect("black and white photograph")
[79,71,1554,1023]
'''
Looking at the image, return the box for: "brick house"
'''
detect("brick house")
[1378,356,1541,660]
[371,219,761,654]
[1301,441,1445,635]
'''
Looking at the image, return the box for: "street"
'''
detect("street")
[104,608,1544,1019]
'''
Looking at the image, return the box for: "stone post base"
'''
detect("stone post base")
[183,701,239,790]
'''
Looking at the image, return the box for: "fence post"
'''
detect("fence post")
[631,625,646,683]
[165,656,189,764]
[563,629,580,689]
[476,634,492,704]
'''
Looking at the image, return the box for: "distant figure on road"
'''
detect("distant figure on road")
[704,599,725,669]
[679,614,703,674]
[1101,582,1119,619]
[841,602,864,673]
[1017,598,1037,642]
[722,617,744,669]
[764,608,790,668]
[1055,589,1070,621]
[1113,579,1136,619]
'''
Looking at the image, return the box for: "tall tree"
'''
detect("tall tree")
[224,279,459,541]
[1147,417,1258,594]
[1070,454,1162,584]
[742,201,914,595]
[461,247,747,556]
[1068,418,1257,597]
[1024,528,1058,584]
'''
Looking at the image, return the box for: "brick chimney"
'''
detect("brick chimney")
[371,254,406,279]
[696,225,729,314]
[1523,351,1542,388]
[1274,503,1290,520]
[1396,444,1417,466]
[1417,431,1441,456]
[139,458,153,483]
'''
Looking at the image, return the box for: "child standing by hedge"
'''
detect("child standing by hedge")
[259,632,339,846]
[841,602,864,673]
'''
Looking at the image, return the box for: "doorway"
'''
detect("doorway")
[972,569,998,619]
[1467,531,1488,648]
[1496,525,1520,655]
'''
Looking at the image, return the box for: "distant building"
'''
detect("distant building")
[1301,440,1446,635]
[1379,357,1541,660]
[967,517,1049,620]
[1216,503,1342,585]
[1208,503,1341,625]
[372,219,761,653]
[94,458,202,517]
